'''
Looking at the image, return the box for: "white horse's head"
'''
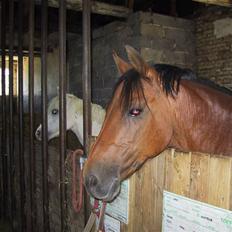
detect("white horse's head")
[35,94,105,144]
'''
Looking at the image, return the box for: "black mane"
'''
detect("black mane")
[113,64,232,113]
[153,64,197,95]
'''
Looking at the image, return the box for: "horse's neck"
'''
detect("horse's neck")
[170,81,232,155]
[71,115,103,145]
[71,99,105,145]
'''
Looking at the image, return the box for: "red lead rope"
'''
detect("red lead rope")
[69,149,84,213]
[69,149,106,231]
[93,199,106,232]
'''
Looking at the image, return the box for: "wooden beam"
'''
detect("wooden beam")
[35,0,131,18]
[127,0,135,9]
[193,0,232,7]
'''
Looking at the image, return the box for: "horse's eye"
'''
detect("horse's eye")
[129,108,142,117]
[52,109,58,115]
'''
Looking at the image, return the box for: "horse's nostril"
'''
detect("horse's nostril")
[88,174,98,187]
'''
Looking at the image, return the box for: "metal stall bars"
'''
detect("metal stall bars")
[41,0,50,231]
[0,0,2,220]
[8,0,15,229]
[82,0,92,223]
[17,0,26,230]
[0,0,8,221]
[59,0,68,231]
[29,0,36,230]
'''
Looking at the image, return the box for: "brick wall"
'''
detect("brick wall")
[68,12,195,107]
[195,6,232,89]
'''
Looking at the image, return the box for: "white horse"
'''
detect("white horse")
[35,94,106,144]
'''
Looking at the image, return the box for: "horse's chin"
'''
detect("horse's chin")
[86,177,121,203]
[95,183,121,203]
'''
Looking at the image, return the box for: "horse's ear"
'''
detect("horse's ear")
[56,86,59,95]
[112,50,132,76]
[125,45,148,76]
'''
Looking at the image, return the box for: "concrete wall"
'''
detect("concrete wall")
[195,6,232,89]
[68,12,196,107]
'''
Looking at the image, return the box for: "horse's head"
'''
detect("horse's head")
[35,94,83,141]
[83,46,174,201]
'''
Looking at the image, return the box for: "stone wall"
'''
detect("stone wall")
[68,12,195,107]
[195,6,232,89]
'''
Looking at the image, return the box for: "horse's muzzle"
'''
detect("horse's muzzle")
[84,167,121,202]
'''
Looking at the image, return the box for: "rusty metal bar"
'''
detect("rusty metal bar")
[41,0,50,231]
[82,0,92,223]
[0,0,8,220]
[0,0,2,220]
[82,0,92,160]
[9,0,15,227]
[29,0,36,230]
[18,0,26,230]
[59,0,67,231]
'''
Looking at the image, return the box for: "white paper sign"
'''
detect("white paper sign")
[105,180,129,224]
[104,215,121,232]
[162,191,232,232]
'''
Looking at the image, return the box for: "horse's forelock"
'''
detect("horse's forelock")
[113,69,150,114]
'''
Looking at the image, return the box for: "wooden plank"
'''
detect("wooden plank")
[190,152,210,202]
[124,153,166,232]
[126,165,144,232]
[154,152,166,231]
[208,155,232,209]
[165,150,192,197]
[127,0,134,9]
[230,158,232,210]
[35,0,131,18]
[192,0,232,7]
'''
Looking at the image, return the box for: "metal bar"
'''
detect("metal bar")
[41,0,50,231]
[29,0,36,230]
[18,0,26,230]
[8,0,15,228]
[59,0,67,231]
[82,0,92,157]
[0,0,2,220]
[0,49,42,56]
[82,0,92,223]
[0,0,8,220]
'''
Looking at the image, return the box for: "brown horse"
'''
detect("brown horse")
[83,46,232,202]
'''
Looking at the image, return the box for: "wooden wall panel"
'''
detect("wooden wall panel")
[189,153,210,202]
[208,155,232,209]
[121,150,232,232]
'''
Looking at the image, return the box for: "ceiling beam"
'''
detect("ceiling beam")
[192,0,232,7]
[127,0,135,9]
[35,0,132,18]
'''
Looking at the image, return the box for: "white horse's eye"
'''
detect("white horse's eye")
[129,108,142,117]
[52,109,58,115]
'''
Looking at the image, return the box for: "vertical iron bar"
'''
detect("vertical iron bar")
[29,0,36,230]
[9,0,15,228]
[1,0,8,220]
[82,0,92,155]
[59,0,67,231]
[0,0,2,220]
[18,0,26,230]
[82,0,92,223]
[41,0,50,231]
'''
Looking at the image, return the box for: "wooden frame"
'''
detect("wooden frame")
[193,0,232,7]
[35,0,132,18]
